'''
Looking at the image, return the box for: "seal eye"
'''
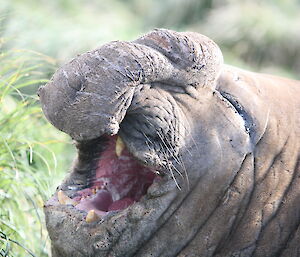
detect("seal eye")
[55,135,159,221]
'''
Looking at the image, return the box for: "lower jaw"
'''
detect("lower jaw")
[44,173,179,257]
[44,172,171,230]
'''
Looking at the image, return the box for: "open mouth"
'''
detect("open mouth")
[47,135,162,223]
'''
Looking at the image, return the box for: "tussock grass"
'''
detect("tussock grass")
[0,44,74,257]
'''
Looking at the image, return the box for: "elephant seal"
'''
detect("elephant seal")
[38,29,300,257]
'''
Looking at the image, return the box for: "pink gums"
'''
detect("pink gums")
[75,135,156,215]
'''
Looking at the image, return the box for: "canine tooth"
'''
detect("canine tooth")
[86,210,100,223]
[57,190,77,205]
[115,136,125,157]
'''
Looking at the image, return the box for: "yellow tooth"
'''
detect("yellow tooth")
[86,210,100,223]
[57,190,77,205]
[116,136,125,157]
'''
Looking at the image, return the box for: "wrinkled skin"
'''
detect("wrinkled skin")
[38,29,300,257]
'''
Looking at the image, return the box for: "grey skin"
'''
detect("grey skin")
[38,29,300,257]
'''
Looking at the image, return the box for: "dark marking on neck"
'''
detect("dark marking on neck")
[219,91,256,144]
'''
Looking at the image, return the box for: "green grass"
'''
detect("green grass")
[0,44,74,257]
[1,0,142,63]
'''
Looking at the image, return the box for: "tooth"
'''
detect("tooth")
[86,210,100,223]
[57,190,77,205]
[116,136,125,157]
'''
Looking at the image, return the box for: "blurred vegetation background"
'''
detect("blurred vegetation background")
[0,0,299,256]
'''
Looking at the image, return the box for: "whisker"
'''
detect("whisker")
[156,130,184,177]
[169,162,184,180]
[166,159,181,190]
[178,153,190,190]
[158,139,182,190]
[141,115,185,190]
[142,132,154,149]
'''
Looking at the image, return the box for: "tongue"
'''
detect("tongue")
[108,197,134,211]
[76,190,135,213]
[76,190,113,213]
